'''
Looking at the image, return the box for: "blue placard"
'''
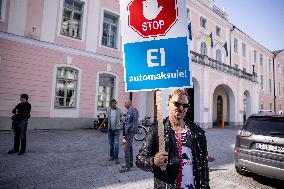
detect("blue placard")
[124,37,191,91]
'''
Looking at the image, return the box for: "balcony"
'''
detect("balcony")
[190,51,258,82]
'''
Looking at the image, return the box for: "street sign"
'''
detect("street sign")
[128,0,178,38]
[120,0,191,91]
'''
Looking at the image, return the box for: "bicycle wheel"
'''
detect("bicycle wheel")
[134,125,147,141]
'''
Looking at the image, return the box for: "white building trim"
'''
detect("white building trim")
[50,64,82,118]
[0,32,122,64]
[7,0,27,36]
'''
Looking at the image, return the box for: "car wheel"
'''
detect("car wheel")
[235,165,249,176]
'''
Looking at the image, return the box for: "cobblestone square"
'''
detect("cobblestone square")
[0,127,283,189]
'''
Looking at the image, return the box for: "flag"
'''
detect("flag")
[223,42,228,57]
[188,22,192,40]
[206,33,213,47]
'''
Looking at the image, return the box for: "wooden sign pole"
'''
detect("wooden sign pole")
[156,90,166,171]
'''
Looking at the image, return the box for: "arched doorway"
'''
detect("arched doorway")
[217,95,223,122]
[212,84,236,127]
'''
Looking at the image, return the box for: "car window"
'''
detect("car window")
[244,117,284,136]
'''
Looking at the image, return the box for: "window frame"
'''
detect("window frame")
[60,0,85,40]
[0,0,2,20]
[234,38,238,53]
[54,67,79,109]
[260,54,263,65]
[216,49,222,63]
[200,42,207,56]
[242,43,246,57]
[260,75,264,90]
[216,26,221,37]
[200,16,207,29]
[97,73,116,111]
[186,7,191,20]
[0,0,7,22]
[101,10,119,49]
[254,50,257,63]
[269,78,272,93]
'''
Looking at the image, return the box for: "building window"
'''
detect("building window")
[0,0,2,20]
[260,103,263,110]
[200,16,207,29]
[60,0,84,39]
[187,8,191,20]
[254,50,257,63]
[279,82,281,96]
[102,11,119,49]
[269,79,272,93]
[260,75,263,90]
[242,43,246,57]
[216,26,221,37]
[55,67,78,108]
[234,38,238,53]
[98,74,116,110]
[260,54,263,65]
[216,49,222,62]
[270,103,272,110]
[201,42,207,56]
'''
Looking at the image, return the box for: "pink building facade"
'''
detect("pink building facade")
[0,0,283,129]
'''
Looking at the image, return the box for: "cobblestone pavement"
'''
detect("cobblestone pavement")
[0,127,283,189]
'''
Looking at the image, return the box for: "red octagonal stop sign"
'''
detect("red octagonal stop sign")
[127,0,178,38]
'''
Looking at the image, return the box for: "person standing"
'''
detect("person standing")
[136,89,210,188]
[120,100,139,172]
[8,94,31,155]
[99,99,123,164]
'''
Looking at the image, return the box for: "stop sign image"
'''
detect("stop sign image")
[128,0,178,38]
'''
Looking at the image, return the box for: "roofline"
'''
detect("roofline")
[273,49,284,56]
[230,24,275,56]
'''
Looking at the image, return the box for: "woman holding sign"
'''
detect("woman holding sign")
[136,89,210,189]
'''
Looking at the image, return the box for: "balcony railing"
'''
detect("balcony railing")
[190,51,258,82]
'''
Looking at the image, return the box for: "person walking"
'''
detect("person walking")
[8,94,31,155]
[136,89,210,188]
[99,99,123,164]
[120,100,139,172]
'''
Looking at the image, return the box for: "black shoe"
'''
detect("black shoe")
[18,151,25,155]
[119,167,131,173]
[114,160,120,164]
[8,149,19,154]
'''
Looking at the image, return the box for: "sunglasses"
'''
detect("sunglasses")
[172,101,190,109]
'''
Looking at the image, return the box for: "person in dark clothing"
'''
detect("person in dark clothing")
[136,89,210,189]
[120,100,139,172]
[8,94,31,155]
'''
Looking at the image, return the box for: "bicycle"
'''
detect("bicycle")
[134,116,153,141]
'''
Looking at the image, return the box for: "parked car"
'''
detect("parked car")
[234,113,284,180]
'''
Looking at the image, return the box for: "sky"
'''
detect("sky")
[213,0,284,52]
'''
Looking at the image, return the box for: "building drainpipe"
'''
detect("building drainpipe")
[273,55,276,112]
[229,25,235,67]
